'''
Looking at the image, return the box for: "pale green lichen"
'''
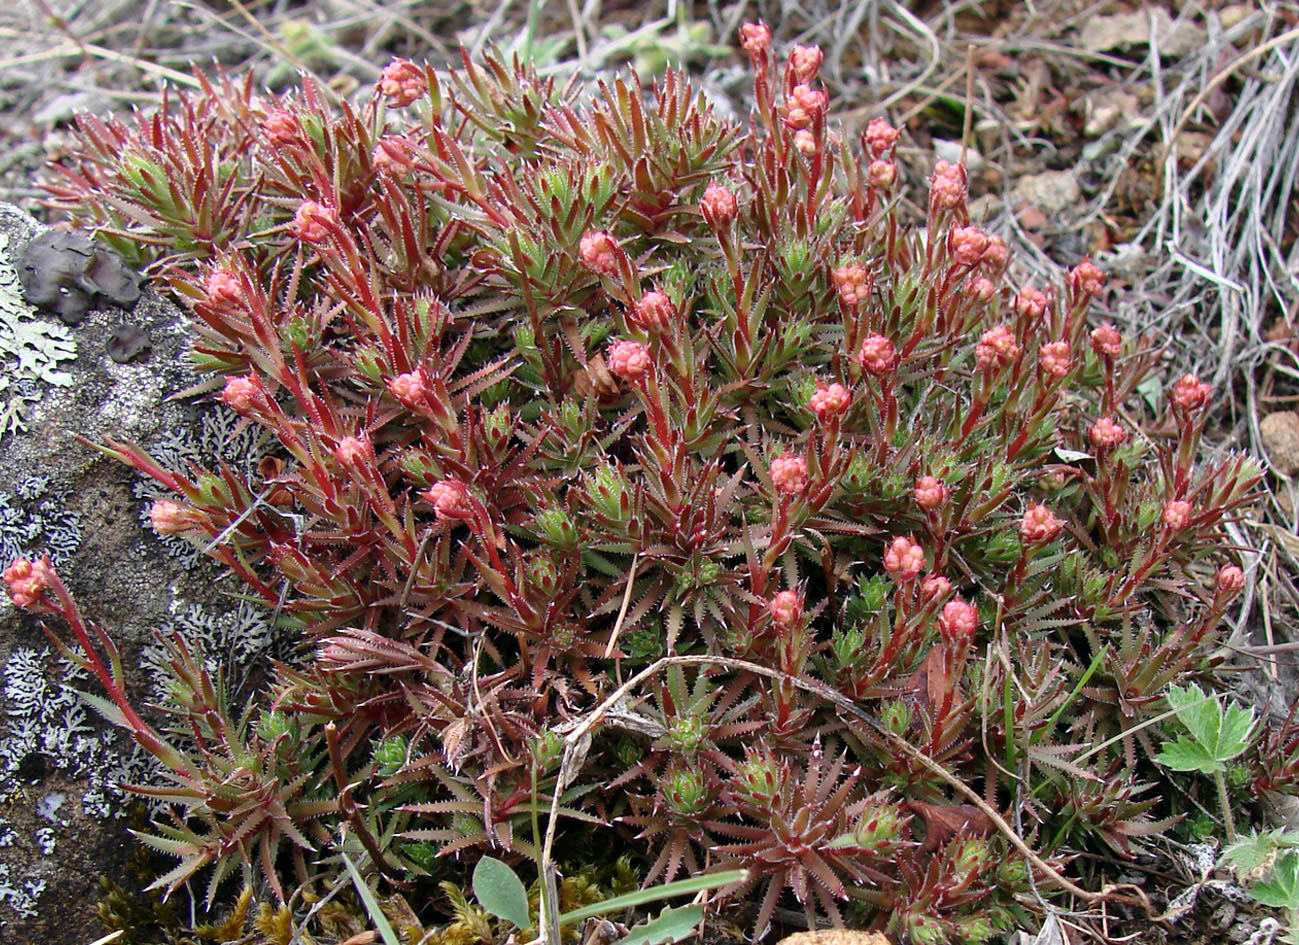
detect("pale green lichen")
[0,232,76,439]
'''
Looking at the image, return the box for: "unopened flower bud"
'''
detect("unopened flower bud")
[788,45,824,84]
[1172,373,1212,413]
[865,118,900,158]
[1215,564,1245,599]
[334,435,374,467]
[608,340,651,382]
[969,276,997,303]
[739,22,772,58]
[785,84,827,130]
[938,598,978,645]
[884,535,925,582]
[205,269,242,306]
[1089,416,1127,449]
[262,110,300,147]
[388,371,429,409]
[858,334,896,376]
[975,325,1020,370]
[793,129,818,157]
[379,58,427,107]
[1020,502,1063,543]
[701,182,738,228]
[982,236,1009,270]
[949,226,989,267]
[920,573,953,601]
[372,135,415,175]
[1069,259,1106,299]
[631,290,676,331]
[149,499,192,535]
[1039,341,1072,378]
[833,265,872,307]
[769,590,803,628]
[292,200,337,244]
[808,382,850,421]
[579,230,622,277]
[3,558,54,610]
[868,159,897,190]
[424,479,474,520]
[1014,285,1048,321]
[1162,499,1193,531]
[914,476,949,511]
[929,160,967,212]
[770,453,809,496]
[220,374,268,415]
[1090,324,1122,358]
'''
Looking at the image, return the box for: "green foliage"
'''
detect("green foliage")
[1156,683,1255,774]
[473,857,533,930]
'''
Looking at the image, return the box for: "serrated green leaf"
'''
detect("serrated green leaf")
[1160,684,1254,771]
[615,905,705,945]
[1155,738,1219,773]
[1253,853,1299,909]
[472,856,532,930]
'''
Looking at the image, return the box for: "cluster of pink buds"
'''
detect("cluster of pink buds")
[292,200,338,244]
[149,499,195,536]
[1013,286,1048,321]
[975,325,1020,371]
[770,454,809,496]
[220,374,271,415]
[914,476,949,511]
[929,160,967,212]
[262,110,300,148]
[858,334,896,376]
[334,435,375,468]
[1020,502,1063,544]
[1088,416,1127,450]
[884,535,925,582]
[1215,564,1245,600]
[1162,499,1193,531]
[3,558,54,610]
[378,58,427,107]
[372,135,415,175]
[833,265,871,307]
[424,479,474,521]
[1172,373,1212,413]
[787,45,823,84]
[920,573,953,601]
[784,84,827,130]
[579,230,622,278]
[1038,341,1072,378]
[808,382,850,422]
[608,340,651,382]
[630,290,676,331]
[868,160,897,190]
[1090,324,1122,358]
[739,22,772,59]
[793,130,817,157]
[205,269,242,307]
[700,182,738,229]
[1069,259,1106,299]
[937,598,978,646]
[388,371,430,410]
[968,277,997,303]
[769,589,803,628]
[865,118,900,158]
[949,226,989,267]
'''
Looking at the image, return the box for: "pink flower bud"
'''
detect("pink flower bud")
[1172,374,1212,413]
[372,135,415,175]
[1088,416,1127,449]
[788,45,824,84]
[1013,285,1048,321]
[793,130,818,157]
[292,200,337,244]
[981,236,1009,270]
[949,226,989,267]
[785,84,827,130]
[262,110,300,147]
[1069,259,1106,299]
[149,499,192,535]
[920,573,953,601]
[388,371,429,409]
[740,22,772,58]
[865,118,900,158]
[1039,341,1072,378]
[1215,564,1245,599]
[884,535,925,582]
[858,333,897,376]
[701,182,738,228]
[334,435,374,467]
[379,58,427,107]
[969,277,997,303]
[867,159,897,190]
[220,374,268,415]
[914,476,949,511]
[929,160,967,212]
[579,230,622,277]
[833,265,872,307]
[608,340,651,382]
[1020,502,1063,543]
[424,479,474,520]
[769,590,803,628]
[770,454,809,496]
[3,558,54,610]
[808,382,851,421]
[938,598,978,645]
[631,290,676,331]
[975,325,1020,370]
[1162,499,1193,531]
[205,269,242,306]
[1090,324,1122,358]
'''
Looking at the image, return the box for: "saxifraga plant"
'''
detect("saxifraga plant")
[3,23,1272,943]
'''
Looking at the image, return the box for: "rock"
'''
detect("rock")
[1013,170,1081,215]
[1261,411,1299,475]
[1082,88,1140,137]
[1080,8,1205,58]
[777,932,891,945]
